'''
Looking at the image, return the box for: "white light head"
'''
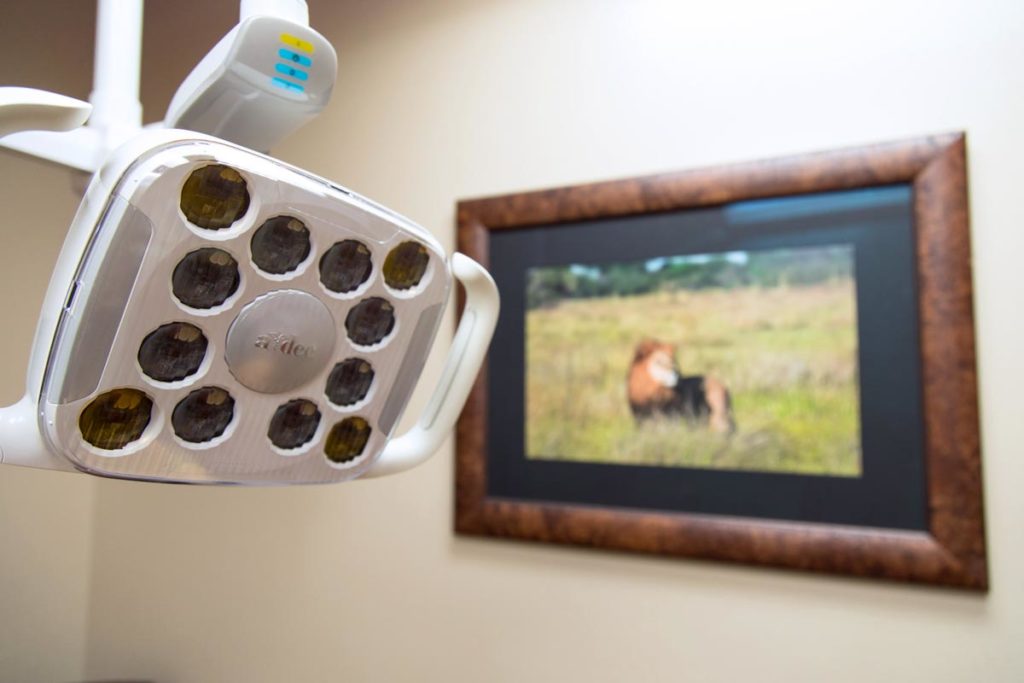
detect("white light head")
[164,1,337,152]
[0,88,498,485]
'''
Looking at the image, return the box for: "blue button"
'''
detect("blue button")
[275,63,309,81]
[278,48,312,67]
[271,77,305,92]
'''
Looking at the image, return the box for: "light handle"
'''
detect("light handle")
[363,253,499,478]
[0,88,91,469]
[0,87,91,138]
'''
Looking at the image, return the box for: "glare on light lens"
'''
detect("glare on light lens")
[268,399,321,449]
[319,240,372,293]
[172,387,235,443]
[180,164,250,230]
[138,322,208,382]
[251,216,311,274]
[325,359,374,407]
[345,297,395,346]
[172,247,240,309]
[79,388,153,450]
[324,416,371,463]
[383,241,429,290]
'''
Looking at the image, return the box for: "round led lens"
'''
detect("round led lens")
[345,297,395,346]
[79,388,153,450]
[319,240,372,293]
[268,399,321,450]
[137,322,208,382]
[325,359,374,407]
[383,241,430,290]
[172,247,240,309]
[180,164,250,230]
[172,387,235,443]
[251,216,311,274]
[324,416,371,463]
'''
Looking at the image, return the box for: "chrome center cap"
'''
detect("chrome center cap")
[225,289,336,393]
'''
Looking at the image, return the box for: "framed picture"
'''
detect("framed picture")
[455,133,987,589]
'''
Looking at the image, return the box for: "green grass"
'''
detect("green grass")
[525,281,862,476]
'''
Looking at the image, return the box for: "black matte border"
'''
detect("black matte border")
[485,185,928,531]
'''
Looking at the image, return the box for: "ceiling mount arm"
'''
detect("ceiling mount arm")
[163,0,336,152]
[240,0,309,24]
[90,0,144,147]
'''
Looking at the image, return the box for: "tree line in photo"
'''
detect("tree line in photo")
[526,245,854,309]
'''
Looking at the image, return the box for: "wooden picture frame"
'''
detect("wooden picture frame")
[455,133,987,590]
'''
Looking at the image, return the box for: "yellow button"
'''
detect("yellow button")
[280,33,314,54]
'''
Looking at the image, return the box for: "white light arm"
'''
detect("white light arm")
[241,0,309,24]
[163,4,337,153]
[363,254,499,479]
[90,0,143,144]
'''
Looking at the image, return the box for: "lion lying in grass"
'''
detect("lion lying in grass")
[627,339,735,434]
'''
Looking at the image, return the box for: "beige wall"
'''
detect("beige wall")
[2,0,1023,681]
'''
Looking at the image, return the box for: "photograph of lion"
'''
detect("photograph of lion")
[525,244,862,476]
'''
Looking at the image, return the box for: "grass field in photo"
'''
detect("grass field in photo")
[525,245,862,477]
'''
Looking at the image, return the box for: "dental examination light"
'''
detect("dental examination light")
[0,1,498,484]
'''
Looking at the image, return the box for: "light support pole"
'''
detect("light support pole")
[89,0,144,150]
